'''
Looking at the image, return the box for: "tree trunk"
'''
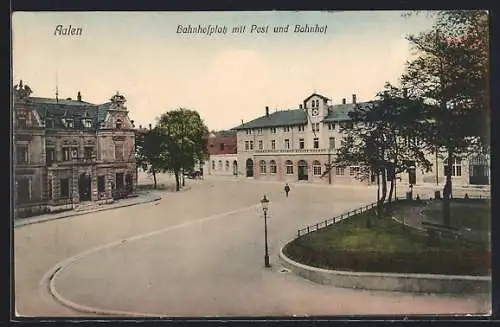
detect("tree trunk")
[388,178,395,203]
[152,169,157,189]
[381,168,388,203]
[174,170,180,191]
[442,150,453,226]
[377,171,381,217]
[182,168,185,187]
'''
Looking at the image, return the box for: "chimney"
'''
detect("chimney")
[352,94,357,104]
[265,106,269,117]
[77,91,82,101]
[299,104,303,109]
[342,98,346,105]
[149,123,152,130]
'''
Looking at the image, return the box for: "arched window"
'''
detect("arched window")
[218,160,223,170]
[116,119,122,129]
[259,160,267,174]
[225,160,230,171]
[313,160,322,175]
[312,100,316,108]
[270,160,277,174]
[285,160,294,175]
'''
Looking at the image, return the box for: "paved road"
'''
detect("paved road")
[14,175,490,317]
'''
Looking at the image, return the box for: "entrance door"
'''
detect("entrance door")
[298,160,308,181]
[116,173,124,191]
[246,159,254,177]
[125,174,134,193]
[78,173,91,201]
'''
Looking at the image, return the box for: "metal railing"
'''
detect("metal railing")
[297,201,378,238]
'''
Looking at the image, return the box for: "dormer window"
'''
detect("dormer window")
[312,101,316,108]
[66,119,74,128]
[84,119,92,128]
[116,119,122,129]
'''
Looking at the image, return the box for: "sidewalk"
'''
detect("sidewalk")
[14,191,163,228]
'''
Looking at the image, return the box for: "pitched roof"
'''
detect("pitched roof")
[213,130,236,137]
[232,109,308,130]
[322,101,374,122]
[26,97,111,129]
[303,93,331,102]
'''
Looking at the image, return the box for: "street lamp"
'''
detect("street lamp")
[260,195,271,268]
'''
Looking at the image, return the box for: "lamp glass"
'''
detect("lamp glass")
[261,196,269,212]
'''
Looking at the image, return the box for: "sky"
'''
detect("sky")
[12,11,436,131]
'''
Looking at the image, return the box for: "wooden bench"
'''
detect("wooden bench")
[422,220,461,239]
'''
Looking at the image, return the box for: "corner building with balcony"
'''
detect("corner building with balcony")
[13,80,138,217]
[232,93,490,187]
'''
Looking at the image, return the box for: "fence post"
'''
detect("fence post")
[316,223,319,231]
[297,230,300,238]
[307,226,310,233]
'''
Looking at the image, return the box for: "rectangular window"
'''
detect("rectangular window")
[271,140,276,150]
[249,141,254,150]
[66,119,74,128]
[312,123,320,132]
[298,125,305,132]
[60,178,70,198]
[114,143,124,161]
[84,147,94,159]
[16,144,29,164]
[299,138,305,149]
[313,166,322,175]
[328,123,336,130]
[45,118,54,128]
[71,147,79,160]
[286,165,293,175]
[63,148,71,161]
[350,166,360,176]
[46,148,56,165]
[219,143,224,151]
[258,140,263,150]
[98,175,106,193]
[283,126,290,132]
[16,179,31,204]
[284,139,290,149]
[313,138,319,149]
[336,167,345,175]
[84,120,92,128]
[258,128,263,135]
[17,118,27,129]
[271,127,276,134]
[329,137,335,149]
[245,141,249,151]
[246,130,250,135]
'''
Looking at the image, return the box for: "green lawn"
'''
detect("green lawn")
[284,202,490,276]
[423,201,491,231]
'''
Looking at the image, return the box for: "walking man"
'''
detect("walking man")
[284,183,290,197]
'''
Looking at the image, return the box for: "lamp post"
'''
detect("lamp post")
[260,195,271,268]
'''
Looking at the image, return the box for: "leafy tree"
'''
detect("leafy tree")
[157,108,209,191]
[135,127,168,189]
[402,10,489,225]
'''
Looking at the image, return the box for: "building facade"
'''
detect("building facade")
[233,93,490,187]
[203,130,238,176]
[13,80,138,217]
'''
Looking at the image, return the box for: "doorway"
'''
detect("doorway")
[246,159,254,177]
[78,173,91,201]
[298,160,308,181]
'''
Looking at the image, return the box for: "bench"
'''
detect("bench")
[422,220,461,239]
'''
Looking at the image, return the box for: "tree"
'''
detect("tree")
[157,108,209,191]
[402,10,489,225]
[135,127,168,189]
[335,83,433,216]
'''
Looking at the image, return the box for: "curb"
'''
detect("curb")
[279,244,490,294]
[14,195,162,229]
[41,203,261,317]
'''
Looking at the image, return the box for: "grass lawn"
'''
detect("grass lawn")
[423,201,491,231]
[284,202,490,276]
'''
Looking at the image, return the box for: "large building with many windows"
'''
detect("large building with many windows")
[232,93,490,187]
[13,80,138,217]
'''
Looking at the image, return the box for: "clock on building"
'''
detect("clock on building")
[312,108,319,116]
